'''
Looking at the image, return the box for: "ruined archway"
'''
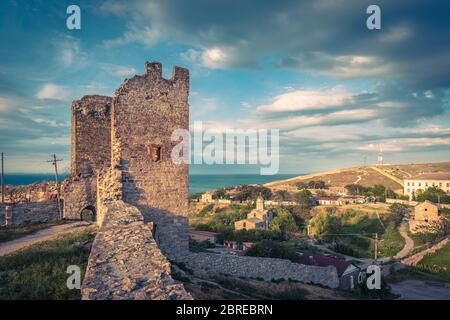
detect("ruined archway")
[80,205,96,222]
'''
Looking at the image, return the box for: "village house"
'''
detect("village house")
[315,196,343,206]
[200,192,214,203]
[404,173,450,200]
[189,230,220,244]
[295,253,362,291]
[234,195,273,231]
[338,195,366,205]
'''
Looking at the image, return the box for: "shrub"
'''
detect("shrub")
[245,240,298,260]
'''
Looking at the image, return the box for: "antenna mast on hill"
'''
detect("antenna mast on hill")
[377,144,384,166]
[47,154,63,219]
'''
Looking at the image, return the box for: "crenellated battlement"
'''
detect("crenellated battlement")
[143,61,189,84]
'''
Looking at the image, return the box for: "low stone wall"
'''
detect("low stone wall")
[0,200,59,227]
[183,253,340,289]
[81,199,192,300]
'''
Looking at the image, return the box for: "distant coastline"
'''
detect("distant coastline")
[2,173,302,194]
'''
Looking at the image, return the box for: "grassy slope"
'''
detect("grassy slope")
[265,161,450,190]
[416,242,450,280]
[0,229,94,299]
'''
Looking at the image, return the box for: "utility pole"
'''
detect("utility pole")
[47,154,63,220]
[1,152,4,204]
[374,232,378,261]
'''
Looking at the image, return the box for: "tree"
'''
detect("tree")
[272,190,289,201]
[245,240,297,260]
[309,211,342,241]
[416,186,450,204]
[234,185,272,201]
[307,180,326,189]
[296,189,313,209]
[270,207,298,234]
[345,184,369,195]
[296,182,307,190]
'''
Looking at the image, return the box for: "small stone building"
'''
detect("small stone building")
[409,200,442,233]
[201,192,213,203]
[235,195,273,230]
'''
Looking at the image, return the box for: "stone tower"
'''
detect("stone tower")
[256,194,264,211]
[63,95,112,220]
[110,62,190,258]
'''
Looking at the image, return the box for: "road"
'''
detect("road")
[0,221,92,257]
[390,280,450,300]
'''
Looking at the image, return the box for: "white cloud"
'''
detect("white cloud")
[201,48,228,68]
[380,25,412,43]
[36,84,70,100]
[101,63,138,77]
[54,35,87,68]
[103,25,160,48]
[256,86,353,114]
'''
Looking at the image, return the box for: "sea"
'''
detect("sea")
[2,173,301,194]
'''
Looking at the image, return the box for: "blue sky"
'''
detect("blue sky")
[0,0,450,174]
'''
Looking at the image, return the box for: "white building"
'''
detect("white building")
[404,173,450,199]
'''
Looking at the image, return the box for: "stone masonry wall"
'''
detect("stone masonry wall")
[71,95,112,176]
[111,62,190,259]
[81,199,192,300]
[184,253,340,289]
[62,176,96,220]
[0,200,59,227]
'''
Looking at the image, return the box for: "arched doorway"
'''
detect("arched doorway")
[80,205,96,222]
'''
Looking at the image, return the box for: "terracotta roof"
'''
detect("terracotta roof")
[294,253,354,276]
[246,217,264,224]
[410,172,450,180]
[189,230,220,237]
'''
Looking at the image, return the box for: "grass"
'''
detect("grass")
[416,243,450,281]
[0,221,62,244]
[379,224,405,257]
[0,229,94,299]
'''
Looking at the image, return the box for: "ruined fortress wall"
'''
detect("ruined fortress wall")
[62,176,96,220]
[71,95,112,176]
[0,200,59,227]
[81,199,192,300]
[111,62,190,259]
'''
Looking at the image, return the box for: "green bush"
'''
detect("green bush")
[245,240,298,260]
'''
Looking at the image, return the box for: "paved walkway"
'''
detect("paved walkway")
[394,223,414,260]
[0,221,92,257]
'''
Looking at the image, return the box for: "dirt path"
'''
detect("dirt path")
[0,221,92,257]
[353,175,362,184]
[394,223,414,260]
[369,166,404,187]
[401,237,449,266]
